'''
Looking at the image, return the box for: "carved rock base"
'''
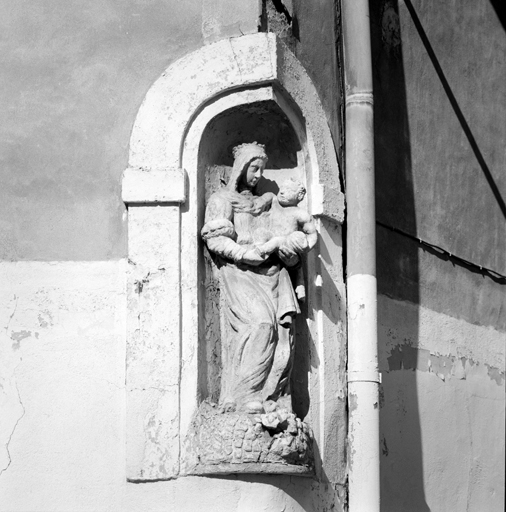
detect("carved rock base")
[184,400,314,476]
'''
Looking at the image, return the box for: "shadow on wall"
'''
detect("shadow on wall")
[490,0,506,32]
[370,1,429,510]
[207,473,344,511]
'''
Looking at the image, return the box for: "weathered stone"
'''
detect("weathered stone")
[186,143,316,476]
[200,143,316,417]
[261,413,280,430]
[185,400,313,475]
[124,32,347,482]
[122,167,186,204]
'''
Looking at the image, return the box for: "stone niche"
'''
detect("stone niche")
[198,100,306,406]
[123,33,346,485]
[184,99,315,475]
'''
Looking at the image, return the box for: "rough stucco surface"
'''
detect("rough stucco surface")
[371,0,506,306]
[377,226,506,330]
[370,4,506,508]
[0,0,343,263]
[394,0,506,274]
[370,4,506,512]
[290,0,342,156]
[0,262,127,509]
[0,0,202,261]
[1,1,503,510]
[0,261,346,512]
[202,0,261,43]
[378,294,505,512]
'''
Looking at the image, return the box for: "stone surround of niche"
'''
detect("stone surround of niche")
[123,32,346,484]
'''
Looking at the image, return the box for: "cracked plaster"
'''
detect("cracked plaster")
[0,261,127,510]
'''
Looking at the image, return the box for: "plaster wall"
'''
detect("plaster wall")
[372,0,506,281]
[378,294,504,512]
[2,0,503,510]
[0,0,341,263]
[0,261,344,512]
[0,0,203,261]
[369,1,505,510]
[0,0,347,508]
[1,264,501,512]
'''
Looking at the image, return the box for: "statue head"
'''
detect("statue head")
[228,142,268,191]
[278,178,306,206]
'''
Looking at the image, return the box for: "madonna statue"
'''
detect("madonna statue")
[187,142,314,473]
[201,142,309,415]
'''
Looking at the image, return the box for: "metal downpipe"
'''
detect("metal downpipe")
[341,0,381,511]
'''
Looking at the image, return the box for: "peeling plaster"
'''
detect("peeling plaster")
[10,330,32,351]
[487,365,504,386]
[386,343,504,385]
[37,310,53,328]
[0,260,128,510]
[381,1,401,54]
[348,392,358,413]
[378,295,504,511]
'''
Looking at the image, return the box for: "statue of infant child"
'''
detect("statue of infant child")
[255,178,317,258]
[251,178,317,300]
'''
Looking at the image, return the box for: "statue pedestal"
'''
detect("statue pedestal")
[189,462,314,477]
[184,400,314,476]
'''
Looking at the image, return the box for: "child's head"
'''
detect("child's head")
[277,178,306,206]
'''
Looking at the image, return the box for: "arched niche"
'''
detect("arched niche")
[191,96,311,414]
[123,33,346,482]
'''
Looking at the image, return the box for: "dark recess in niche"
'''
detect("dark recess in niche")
[203,100,300,171]
[197,99,310,416]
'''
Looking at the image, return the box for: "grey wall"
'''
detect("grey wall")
[291,0,343,156]
[370,2,505,510]
[371,0,506,328]
[0,0,203,261]
[0,0,343,263]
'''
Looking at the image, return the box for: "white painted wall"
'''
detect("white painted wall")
[1,264,503,511]
[0,261,344,512]
[378,295,505,512]
[0,262,127,510]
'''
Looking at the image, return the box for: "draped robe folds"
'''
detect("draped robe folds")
[201,188,300,411]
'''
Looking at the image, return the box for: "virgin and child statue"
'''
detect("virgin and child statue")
[201,142,317,417]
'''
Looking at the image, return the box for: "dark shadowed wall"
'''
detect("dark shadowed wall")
[372,0,505,327]
[370,1,505,510]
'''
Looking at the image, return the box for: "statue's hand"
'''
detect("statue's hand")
[286,231,309,253]
[277,231,307,267]
[242,248,267,266]
[278,246,299,267]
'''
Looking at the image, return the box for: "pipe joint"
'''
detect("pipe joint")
[348,370,382,384]
[345,92,374,107]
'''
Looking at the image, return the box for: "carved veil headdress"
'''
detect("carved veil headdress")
[226,142,268,191]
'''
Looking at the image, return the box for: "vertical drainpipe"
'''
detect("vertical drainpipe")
[341,0,381,511]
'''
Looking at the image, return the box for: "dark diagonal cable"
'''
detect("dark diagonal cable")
[377,221,506,284]
[404,0,506,219]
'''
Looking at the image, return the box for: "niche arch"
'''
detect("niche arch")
[123,32,345,481]
[182,87,310,422]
